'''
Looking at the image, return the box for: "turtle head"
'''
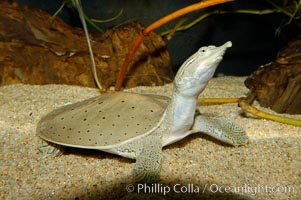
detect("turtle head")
[175,41,232,97]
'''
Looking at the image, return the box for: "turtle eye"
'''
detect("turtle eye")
[199,48,207,54]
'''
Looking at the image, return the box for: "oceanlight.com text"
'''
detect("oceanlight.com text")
[126,183,295,196]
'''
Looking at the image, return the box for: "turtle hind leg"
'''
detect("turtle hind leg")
[192,115,248,146]
[37,138,64,156]
[133,136,163,183]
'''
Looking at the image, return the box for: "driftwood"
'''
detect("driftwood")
[245,35,301,114]
[0,1,173,89]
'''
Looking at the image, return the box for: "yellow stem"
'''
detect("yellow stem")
[239,99,301,127]
[198,98,239,105]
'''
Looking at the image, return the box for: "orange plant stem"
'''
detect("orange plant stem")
[115,34,145,91]
[144,0,233,34]
[115,0,233,91]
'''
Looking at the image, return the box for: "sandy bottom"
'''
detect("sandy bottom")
[1,76,300,200]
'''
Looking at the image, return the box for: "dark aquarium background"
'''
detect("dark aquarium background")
[16,0,300,76]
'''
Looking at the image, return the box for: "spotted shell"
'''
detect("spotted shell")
[37,92,169,149]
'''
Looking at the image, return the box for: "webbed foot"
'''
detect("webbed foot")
[37,138,64,156]
[192,115,248,146]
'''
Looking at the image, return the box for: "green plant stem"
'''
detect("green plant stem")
[266,0,293,18]
[161,9,281,36]
[71,0,104,33]
[83,13,104,33]
[287,1,301,24]
[53,1,66,17]
[74,0,103,90]
[91,8,124,23]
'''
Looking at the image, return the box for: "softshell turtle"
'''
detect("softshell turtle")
[37,41,248,183]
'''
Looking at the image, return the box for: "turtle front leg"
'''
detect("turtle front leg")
[192,115,248,146]
[133,136,163,183]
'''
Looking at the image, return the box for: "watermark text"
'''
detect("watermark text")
[125,183,295,196]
